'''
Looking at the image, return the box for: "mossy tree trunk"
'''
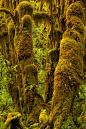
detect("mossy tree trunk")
[0,1,50,126]
[49,1,85,128]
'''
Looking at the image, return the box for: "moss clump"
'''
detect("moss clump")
[16,1,33,20]
[33,12,50,26]
[63,29,83,43]
[55,58,83,89]
[27,105,43,125]
[48,48,57,63]
[21,15,32,33]
[60,38,84,57]
[18,31,33,61]
[66,2,85,23]
[48,28,62,44]
[23,64,38,95]
[27,94,50,125]
[39,109,48,124]
[67,16,84,35]
[24,64,38,77]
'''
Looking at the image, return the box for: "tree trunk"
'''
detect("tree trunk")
[49,1,85,128]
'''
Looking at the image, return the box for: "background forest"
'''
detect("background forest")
[0,0,86,129]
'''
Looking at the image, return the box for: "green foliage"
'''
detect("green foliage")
[74,80,86,116]
[0,52,14,113]
[33,22,47,69]
[48,98,52,106]
[0,117,4,129]
[38,70,46,98]
[61,116,78,129]
[32,22,47,99]
[73,80,86,128]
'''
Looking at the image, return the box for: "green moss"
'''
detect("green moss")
[4,112,21,129]
[48,28,62,43]
[29,123,39,129]
[27,97,50,126]
[8,23,15,42]
[66,2,85,23]
[61,115,78,129]
[24,64,38,77]
[33,12,50,26]
[39,109,48,124]
[48,48,57,63]
[63,29,83,43]
[21,15,32,33]
[67,16,84,35]
[60,37,84,57]
[16,1,33,18]
[18,31,33,61]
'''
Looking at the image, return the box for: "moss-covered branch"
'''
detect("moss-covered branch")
[0,8,13,19]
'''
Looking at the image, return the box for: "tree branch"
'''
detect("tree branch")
[0,8,14,22]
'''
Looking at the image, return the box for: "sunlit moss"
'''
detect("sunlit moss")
[4,112,21,129]
[39,109,49,127]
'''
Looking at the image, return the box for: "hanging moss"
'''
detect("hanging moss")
[24,89,34,110]
[1,0,4,8]
[66,1,85,23]
[48,48,57,63]
[21,15,32,33]
[63,29,83,43]
[8,22,15,43]
[27,94,50,125]
[16,1,33,20]
[18,31,33,61]
[4,0,9,9]
[67,16,84,35]
[60,37,84,57]
[33,12,50,26]
[11,53,16,65]
[24,64,38,77]
[48,28,62,43]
